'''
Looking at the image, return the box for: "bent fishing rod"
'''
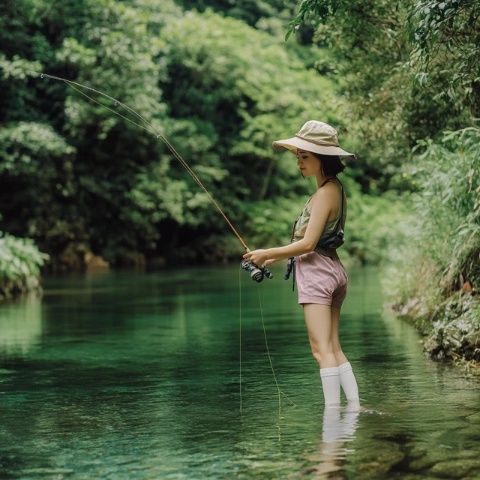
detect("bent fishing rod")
[33,71,296,417]
[33,71,272,282]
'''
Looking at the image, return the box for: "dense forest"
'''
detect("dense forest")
[0,0,478,369]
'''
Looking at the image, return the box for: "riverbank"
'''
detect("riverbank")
[380,127,480,375]
[386,291,480,376]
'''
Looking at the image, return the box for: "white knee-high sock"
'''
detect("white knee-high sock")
[338,361,360,404]
[319,366,340,407]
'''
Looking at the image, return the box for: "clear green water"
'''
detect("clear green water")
[1,264,479,479]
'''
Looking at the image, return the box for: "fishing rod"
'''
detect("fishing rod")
[32,71,295,417]
[33,71,273,282]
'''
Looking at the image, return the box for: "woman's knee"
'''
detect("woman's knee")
[310,343,336,363]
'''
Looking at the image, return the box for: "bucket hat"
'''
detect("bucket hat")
[272,120,355,157]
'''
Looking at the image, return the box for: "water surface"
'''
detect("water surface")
[1,263,479,479]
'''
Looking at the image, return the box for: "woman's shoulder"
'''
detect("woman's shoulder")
[306,179,344,217]
[311,179,339,201]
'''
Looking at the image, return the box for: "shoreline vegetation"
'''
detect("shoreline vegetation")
[1,0,478,371]
[0,232,49,302]
[381,128,480,374]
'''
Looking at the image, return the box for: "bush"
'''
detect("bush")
[382,127,480,310]
[0,231,50,300]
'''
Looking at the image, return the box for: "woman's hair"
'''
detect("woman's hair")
[312,153,346,176]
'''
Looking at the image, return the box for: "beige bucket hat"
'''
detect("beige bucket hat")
[272,120,355,157]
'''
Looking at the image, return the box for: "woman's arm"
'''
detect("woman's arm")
[244,187,333,266]
[265,238,315,262]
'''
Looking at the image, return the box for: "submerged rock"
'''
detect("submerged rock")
[355,441,405,476]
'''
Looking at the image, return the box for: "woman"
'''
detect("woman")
[243,120,360,409]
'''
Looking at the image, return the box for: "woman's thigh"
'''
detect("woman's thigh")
[306,306,342,356]
[303,304,334,352]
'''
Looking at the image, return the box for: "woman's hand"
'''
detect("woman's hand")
[242,249,271,268]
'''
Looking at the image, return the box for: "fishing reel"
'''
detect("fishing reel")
[241,260,273,283]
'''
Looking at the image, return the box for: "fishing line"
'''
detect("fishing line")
[256,287,297,410]
[239,265,297,418]
[257,286,282,417]
[238,264,243,416]
[32,71,295,415]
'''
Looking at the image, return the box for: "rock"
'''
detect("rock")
[423,335,442,356]
[355,441,405,476]
[418,295,480,363]
[57,242,89,271]
[84,251,109,270]
[399,297,422,316]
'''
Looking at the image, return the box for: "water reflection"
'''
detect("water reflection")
[322,404,360,443]
[0,293,43,356]
[306,405,361,478]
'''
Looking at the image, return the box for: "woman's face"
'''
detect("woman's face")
[296,149,322,177]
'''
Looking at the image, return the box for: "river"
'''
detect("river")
[0,263,479,479]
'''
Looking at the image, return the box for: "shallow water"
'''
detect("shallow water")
[0,263,479,479]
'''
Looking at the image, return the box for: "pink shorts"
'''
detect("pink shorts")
[295,252,348,308]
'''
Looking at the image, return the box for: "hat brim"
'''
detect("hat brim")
[272,136,355,158]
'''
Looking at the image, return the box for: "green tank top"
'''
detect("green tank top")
[292,178,346,258]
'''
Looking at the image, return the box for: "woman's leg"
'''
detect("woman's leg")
[303,304,340,407]
[304,304,337,368]
[330,307,348,365]
[331,306,360,406]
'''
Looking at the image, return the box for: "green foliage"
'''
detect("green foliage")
[342,182,411,266]
[0,54,41,80]
[411,127,480,292]
[174,0,296,29]
[383,127,480,309]
[0,0,353,267]
[286,0,479,193]
[0,231,49,299]
[0,121,75,175]
[406,0,480,116]
[4,0,472,277]
[138,8,346,256]
[285,0,346,40]
[0,121,79,247]
[286,1,414,191]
